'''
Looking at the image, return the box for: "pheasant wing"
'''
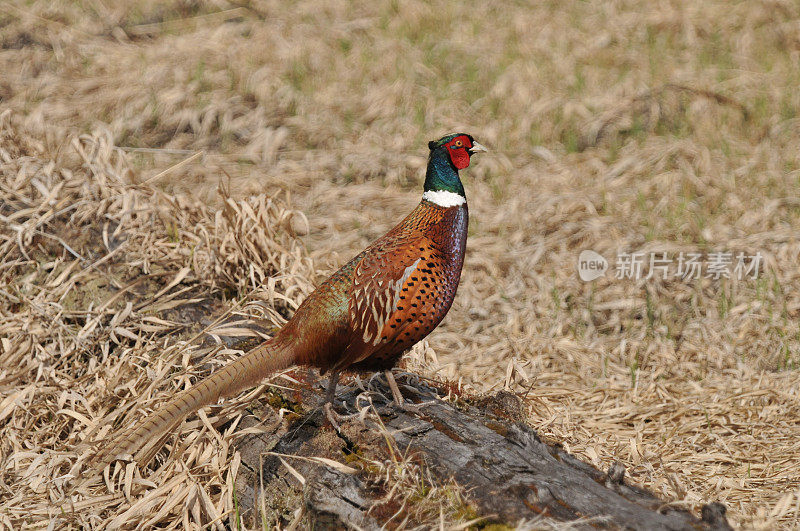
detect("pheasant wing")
[349,238,425,348]
[345,234,452,369]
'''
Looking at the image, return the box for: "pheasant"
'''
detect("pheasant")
[93,133,486,470]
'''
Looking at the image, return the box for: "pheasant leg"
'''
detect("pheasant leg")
[322,370,342,429]
[384,370,405,406]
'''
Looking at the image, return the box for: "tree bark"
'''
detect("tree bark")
[230,371,732,530]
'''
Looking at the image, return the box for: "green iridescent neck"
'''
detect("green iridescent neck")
[423,148,465,196]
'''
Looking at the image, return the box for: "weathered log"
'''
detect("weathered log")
[230,371,732,530]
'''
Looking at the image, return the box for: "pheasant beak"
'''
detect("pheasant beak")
[468,142,488,155]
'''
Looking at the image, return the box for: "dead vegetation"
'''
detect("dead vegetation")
[0,113,313,527]
[2,0,800,528]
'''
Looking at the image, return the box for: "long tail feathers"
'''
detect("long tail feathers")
[91,337,295,474]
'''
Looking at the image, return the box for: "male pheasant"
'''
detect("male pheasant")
[94,133,486,469]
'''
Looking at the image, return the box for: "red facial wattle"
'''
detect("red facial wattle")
[445,136,472,170]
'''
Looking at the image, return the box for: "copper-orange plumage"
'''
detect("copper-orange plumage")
[94,133,486,469]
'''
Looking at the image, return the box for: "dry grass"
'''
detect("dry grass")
[0,113,315,527]
[2,0,800,528]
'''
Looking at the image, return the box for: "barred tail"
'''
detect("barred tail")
[93,338,296,472]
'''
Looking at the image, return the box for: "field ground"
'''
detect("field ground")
[2,0,800,528]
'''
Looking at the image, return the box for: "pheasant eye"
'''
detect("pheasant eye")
[453,140,463,148]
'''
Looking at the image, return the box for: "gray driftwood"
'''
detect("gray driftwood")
[227,371,732,530]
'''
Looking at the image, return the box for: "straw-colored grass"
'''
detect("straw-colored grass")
[2,0,800,528]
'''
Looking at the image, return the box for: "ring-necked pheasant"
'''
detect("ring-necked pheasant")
[94,133,486,469]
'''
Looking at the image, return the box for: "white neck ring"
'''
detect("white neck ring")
[422,190,465,207]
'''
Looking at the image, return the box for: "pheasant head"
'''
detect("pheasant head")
[423,133,487,204]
